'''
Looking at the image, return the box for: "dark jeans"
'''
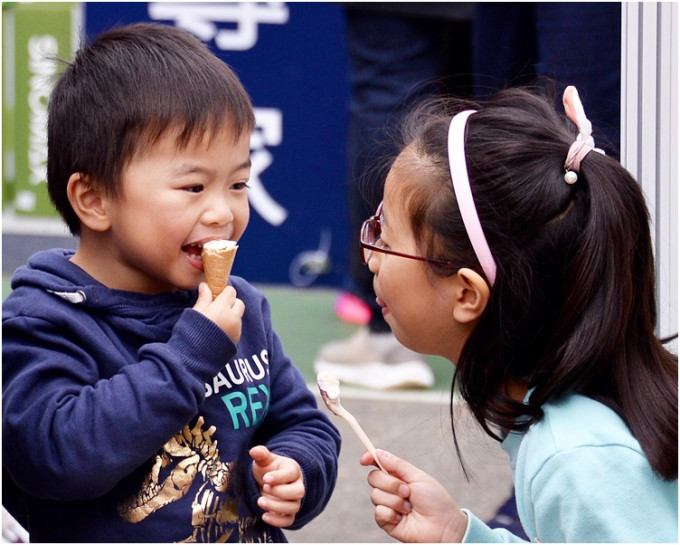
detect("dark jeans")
[473,2,621,158]
[344,8,472,332]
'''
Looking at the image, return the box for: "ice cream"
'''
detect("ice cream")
[317,372,342,414]
[316,372,386,472]
[201,240,238,298]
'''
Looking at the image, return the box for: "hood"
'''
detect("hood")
[7,249,197,340]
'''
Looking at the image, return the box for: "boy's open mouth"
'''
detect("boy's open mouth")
[182,244,204,261]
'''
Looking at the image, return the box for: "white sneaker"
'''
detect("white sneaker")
[313,327,434,390]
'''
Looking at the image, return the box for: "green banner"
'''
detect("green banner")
[3,2,78,218]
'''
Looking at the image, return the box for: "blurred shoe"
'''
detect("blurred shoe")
[334,292,371,325]
[313,327,434,390]
[2,507,29,543]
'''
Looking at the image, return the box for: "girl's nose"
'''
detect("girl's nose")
[367,251,381,274]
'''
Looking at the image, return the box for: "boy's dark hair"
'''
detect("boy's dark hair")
[47,22,255,235]
[399,86,678,481]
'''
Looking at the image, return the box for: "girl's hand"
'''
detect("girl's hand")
[250,445,305,528]
[360,449,468,543]
[193,282,245,343]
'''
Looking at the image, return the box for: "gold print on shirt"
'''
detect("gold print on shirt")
[118,416,268,542]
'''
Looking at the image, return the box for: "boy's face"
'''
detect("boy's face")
[93,126,251,294]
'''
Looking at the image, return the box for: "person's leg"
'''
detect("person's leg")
[316,9,444,389]
[534,2,621,158]
[472,3,537,100]
[345,9,442,330]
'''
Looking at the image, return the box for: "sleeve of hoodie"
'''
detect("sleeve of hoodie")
[235,282,341,529]
[2,288,236,501]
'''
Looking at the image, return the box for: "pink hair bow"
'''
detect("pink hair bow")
[562,86,604,183]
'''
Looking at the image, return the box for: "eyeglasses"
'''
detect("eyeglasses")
[360,202,459,269]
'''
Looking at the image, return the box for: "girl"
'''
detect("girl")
[358,86,678,542]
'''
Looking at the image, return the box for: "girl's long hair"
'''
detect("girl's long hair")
[401,86,677,480]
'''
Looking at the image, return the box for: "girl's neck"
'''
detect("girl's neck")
[506,379,529,404]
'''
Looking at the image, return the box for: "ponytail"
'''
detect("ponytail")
[532,154,678,480]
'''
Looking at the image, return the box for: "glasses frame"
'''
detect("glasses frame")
[360,202,459,270]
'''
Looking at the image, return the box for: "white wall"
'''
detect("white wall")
[621,2,678,353]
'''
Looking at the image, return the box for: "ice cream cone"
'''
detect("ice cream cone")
[202,240,238,298]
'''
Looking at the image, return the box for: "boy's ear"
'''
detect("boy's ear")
[452,267,491,324]
[66,173,111,232]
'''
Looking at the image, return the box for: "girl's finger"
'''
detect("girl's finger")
[367,468,410,499]
[374,504,402,531]
[369,487,412,515]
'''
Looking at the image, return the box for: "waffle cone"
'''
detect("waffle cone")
[202,243,238,298]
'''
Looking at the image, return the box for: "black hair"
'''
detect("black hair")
[47,22,255,235]
[399,86,678,480]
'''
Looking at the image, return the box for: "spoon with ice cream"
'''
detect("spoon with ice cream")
[317,372,386,472]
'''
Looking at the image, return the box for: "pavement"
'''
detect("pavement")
[284,387,515,543]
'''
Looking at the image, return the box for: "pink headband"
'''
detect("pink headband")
[448,110,497,286]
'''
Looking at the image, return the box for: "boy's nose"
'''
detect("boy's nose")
[204,197,234,225]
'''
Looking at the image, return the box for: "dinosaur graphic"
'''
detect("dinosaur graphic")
[119,416,269,542]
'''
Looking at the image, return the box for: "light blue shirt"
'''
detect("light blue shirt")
[462,394,678,542]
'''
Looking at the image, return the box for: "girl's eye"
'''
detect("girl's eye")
[184,185,204,193]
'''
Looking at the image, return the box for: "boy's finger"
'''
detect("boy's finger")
[233,297,246,317]
[261,509,295,529]
[258,495,301,515]
[193,282,213,309]
[249,445,275,466]
[214,285,237,303]
[263,479,305,500]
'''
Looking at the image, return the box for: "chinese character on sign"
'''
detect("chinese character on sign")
[250,109,288,226]
[148,2,289,51]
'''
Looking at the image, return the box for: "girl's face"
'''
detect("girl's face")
[367,156,466,361]
[82,126,251,294]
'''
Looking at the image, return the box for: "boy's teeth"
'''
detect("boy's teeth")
[183,244,203,258]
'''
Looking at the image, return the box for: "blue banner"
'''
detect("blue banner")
[85,2,350,287]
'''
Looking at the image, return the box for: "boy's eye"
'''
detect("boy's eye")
[232,181,250,191]
[184,185,204,193]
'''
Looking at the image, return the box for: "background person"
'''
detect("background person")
[314,2,474,390]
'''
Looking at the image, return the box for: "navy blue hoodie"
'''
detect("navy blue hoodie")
[2,249,341,542]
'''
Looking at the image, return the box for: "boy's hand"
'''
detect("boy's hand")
[360,449,468,543]
[193,282,245,343]
[250,445,305,528]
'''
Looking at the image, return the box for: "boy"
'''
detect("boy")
[2,23,340,542]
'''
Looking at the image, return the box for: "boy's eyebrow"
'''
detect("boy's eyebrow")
[171,159,251,176]
[237,159,252,170]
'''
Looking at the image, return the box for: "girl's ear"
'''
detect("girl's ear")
[67,173,111,232]
[452,267,491,324]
